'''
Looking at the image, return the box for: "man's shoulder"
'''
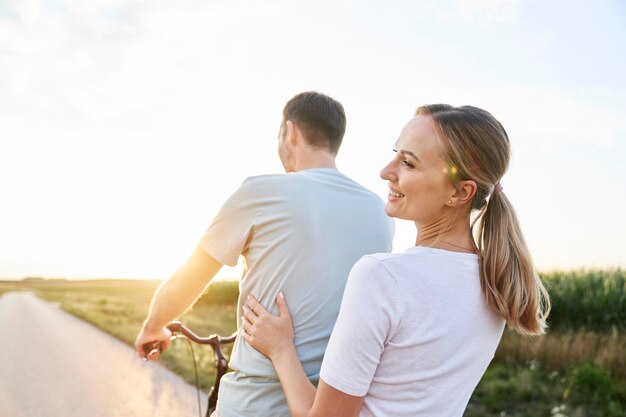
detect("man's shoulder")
[242,173,290,185]
[237,173,297,194]
[240,170,353,191]
[239,170,384,206]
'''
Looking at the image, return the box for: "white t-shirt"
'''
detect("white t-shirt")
[198,168,394,417]
[320,247,505,417]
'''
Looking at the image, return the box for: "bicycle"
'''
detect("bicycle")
[143,321,236,417]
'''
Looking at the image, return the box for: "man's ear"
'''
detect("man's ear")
[451,180,477,206]
[284,120,299,146]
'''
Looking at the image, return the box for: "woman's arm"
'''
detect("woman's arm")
[242,294,363,417]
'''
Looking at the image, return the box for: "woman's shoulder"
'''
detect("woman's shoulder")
[354,247,479,284]
[355,247,446,270]
[353,252,402,273]
[365,246,479,264]
[348,252,412,287]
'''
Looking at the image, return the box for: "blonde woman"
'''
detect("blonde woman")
[241,104,550,417]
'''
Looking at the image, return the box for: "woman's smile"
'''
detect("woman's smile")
[387,187,405,202]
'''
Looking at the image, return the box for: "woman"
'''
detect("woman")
[241,104,550,417]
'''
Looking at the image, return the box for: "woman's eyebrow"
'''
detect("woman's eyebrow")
[398,149,419,161]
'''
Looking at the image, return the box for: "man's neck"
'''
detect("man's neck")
[292,152,337,172]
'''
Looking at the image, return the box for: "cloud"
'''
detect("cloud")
[440,0,523,24]
[380,82,626,150]
[2,0,622,152]
[0,0,289,131]
[7,0,42,24]
[484,84,626,149]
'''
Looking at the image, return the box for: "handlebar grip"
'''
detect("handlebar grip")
[167,321,183,333]
[142,341,162,361]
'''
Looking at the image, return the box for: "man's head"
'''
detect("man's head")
[278,92,346,172]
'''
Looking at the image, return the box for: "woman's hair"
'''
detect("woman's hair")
[417,104,550,336]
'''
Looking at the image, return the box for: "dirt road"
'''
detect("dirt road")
[0,291,206,417]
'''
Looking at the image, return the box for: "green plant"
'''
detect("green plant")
[564,363,613,406]
[197,280,239,305]
[542,269,625,332]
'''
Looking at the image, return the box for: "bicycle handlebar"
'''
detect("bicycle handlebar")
[166,321,236,417]
[167,321,237,346]
[141,322,236,416]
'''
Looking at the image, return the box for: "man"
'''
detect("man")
[135,92,394,417]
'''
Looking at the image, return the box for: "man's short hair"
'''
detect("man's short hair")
[283,92,346,155]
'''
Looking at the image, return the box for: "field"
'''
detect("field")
[1,269,624,417]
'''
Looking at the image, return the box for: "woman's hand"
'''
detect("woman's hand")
[242,292,295,360]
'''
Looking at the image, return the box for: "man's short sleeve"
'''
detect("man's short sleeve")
[197,178,256,266]
[319,256,401,397]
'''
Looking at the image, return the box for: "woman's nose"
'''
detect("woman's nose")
[380,160,397,181]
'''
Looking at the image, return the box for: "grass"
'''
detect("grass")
[466,362,626,417]
[2,270,625,415]
[0,288,15,297]
[496,329,626,379]
[0,282,19,297]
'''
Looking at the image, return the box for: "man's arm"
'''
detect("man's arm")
[134,246,223,360]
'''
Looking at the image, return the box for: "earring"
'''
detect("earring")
[447,199,452,205]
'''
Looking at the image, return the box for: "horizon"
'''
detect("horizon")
[3,264,625,282]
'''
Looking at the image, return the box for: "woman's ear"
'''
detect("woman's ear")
[447,180,477,207]
[455,180,478,205]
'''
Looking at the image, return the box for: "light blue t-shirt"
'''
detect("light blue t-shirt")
[198,168,394,417]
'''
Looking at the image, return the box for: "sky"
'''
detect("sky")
[1,0,625,280]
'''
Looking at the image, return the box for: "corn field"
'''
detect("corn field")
[542,269,625,332]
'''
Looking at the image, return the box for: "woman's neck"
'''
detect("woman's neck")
[415,215,476,253]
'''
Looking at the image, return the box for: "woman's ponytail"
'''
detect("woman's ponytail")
[476,188,551,336]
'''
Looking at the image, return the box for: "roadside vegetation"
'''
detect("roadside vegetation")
[1,268,623,416]
[0,283,19,297]
[469,269,626,417]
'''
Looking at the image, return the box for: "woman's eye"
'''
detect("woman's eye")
[393,149,414,168]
